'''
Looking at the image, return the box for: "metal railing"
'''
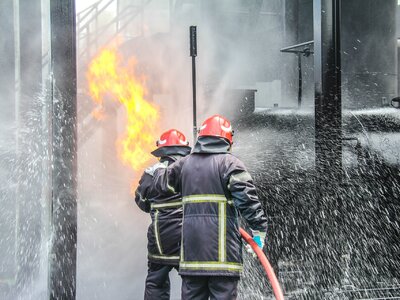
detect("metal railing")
[76,0,154,147]
[77,0,152,63]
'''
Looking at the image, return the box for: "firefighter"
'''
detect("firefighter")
[134,129,191,300]
[151,115,268,300]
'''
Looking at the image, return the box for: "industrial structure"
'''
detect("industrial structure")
[0,0,400,299]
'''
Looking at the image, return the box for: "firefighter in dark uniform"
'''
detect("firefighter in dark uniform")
[152,115,268,300]
[135,129,191,300]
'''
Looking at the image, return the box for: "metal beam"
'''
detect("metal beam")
[49,1,77,299]
[297,53,302,108]
[314,0,342,186]
[313,0,342,289]
[280,40,314,52]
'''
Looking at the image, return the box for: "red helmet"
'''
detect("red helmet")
[198,114,233,144]
[156,129,189,147]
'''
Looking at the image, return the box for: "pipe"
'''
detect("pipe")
[280,40,314,52]
[240,227,285,300]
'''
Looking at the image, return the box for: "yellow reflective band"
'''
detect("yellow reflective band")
[148,253,180,260]
[183,195,233,205]
[180,261,243,272]
[151,201,182,209]
[154,210,163,255]
[183,194,227,203]
[219,202,226,262]
[180,229,184,262]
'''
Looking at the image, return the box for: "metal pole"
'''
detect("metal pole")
[49,0,77,298]
[297,53,302,108]
[313,0,342,289]
[280,40,314,52]
[190,26,197,141]
[314,0,342,185]
[192,56,197,140]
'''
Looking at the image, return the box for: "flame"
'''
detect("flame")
[87,46,159,176]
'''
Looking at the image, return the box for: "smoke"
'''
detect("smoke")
[111,0,289,135]
[2,0,399,299]
[75,1,295,299]
[75,1,289,299]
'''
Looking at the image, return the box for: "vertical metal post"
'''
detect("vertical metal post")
[282,0,286,42]
[314,0,342,186]
[313,0,342,289]
[49,0,77,299]
[297,53,302,108]
[190,26,197,141]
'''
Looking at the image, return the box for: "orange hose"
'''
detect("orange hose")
[240,227,285,300]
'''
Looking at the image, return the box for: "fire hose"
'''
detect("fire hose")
[240,227,285,300]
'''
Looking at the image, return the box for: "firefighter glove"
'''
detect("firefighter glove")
[145,161,168,176]
[251,230,266,249]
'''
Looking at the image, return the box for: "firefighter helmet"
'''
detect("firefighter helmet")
[156,129,189,147]
[198,114,233,144]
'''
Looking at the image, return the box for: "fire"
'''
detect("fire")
[87,46,159,177]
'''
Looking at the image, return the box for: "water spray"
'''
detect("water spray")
[189,25,284,299]
[240,228,285,300]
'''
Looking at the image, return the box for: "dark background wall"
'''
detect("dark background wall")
[283,0,397,109]
[282,0,314,108]
[341,0,397,108]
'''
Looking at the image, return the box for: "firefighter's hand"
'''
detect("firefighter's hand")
[251,230,266,249]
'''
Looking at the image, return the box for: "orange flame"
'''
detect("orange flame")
[87,46,159,176]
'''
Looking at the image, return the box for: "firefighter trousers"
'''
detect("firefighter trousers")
[181,275,239,300]
[144,262,178,300]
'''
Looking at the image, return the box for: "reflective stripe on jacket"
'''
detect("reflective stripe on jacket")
[135,156,183,266]
[153,137,268,276]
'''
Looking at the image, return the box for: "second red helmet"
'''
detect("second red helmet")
[198,114,233,144]
[156,129,189,147]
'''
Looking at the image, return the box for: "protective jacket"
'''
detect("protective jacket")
[135,149,189,266]
[153,137,268,276]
